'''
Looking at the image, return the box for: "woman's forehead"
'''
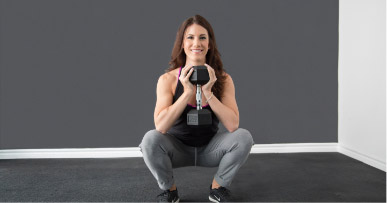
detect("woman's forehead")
[185,24,208,35]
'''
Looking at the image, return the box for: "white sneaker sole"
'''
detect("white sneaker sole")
[172,198,180,203]
[209,196,219,203]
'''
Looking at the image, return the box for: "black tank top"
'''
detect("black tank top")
[167,67,219,147]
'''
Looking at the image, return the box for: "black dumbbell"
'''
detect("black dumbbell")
[187,66,212,126]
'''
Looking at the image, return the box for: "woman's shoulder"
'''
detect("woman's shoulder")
[159,68,179,82]
[222,71,232,81]
[158,68,180,93]
[221,72,235,89]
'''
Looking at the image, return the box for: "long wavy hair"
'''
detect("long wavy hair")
[167,15,227,100]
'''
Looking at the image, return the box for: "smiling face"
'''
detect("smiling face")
[182,24,210,66]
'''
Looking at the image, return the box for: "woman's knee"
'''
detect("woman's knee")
[234,128,255,147]
[140,129,168,147]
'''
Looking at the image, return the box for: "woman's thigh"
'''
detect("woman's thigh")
[139,130,196,168]
[196,128,254,167]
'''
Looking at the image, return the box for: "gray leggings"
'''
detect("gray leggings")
[138,128,255,190]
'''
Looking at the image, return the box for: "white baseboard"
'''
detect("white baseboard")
[250,143,338,153]
[0,148,143,159]
[0,143,338,159]
[338,144,386,172]
[0,142,384,172]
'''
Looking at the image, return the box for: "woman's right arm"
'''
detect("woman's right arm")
[154,66,194,134]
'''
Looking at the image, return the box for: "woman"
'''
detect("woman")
[139,15,254,203]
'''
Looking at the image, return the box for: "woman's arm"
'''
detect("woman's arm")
[203,73,239,132]
[154,74,189,134]
[154,66,195,134]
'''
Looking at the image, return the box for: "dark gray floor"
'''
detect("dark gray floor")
[0,153,385,202]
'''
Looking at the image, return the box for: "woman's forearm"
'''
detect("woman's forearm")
[204,91,239,132]
[155,92,192,134]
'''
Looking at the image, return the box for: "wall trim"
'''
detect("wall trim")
[0,143,338,159]
[250,143,338,153]
[338,144,386,172]
[0,148,143,159]
[0,142,384,172]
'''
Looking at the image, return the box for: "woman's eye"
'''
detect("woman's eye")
[187,36,206,39]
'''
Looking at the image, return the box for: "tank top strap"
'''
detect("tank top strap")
[173,67,183,103]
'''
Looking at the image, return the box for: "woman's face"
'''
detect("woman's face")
[182,24,210,64]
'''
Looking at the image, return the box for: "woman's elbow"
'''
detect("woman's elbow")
[154,121,167,134]
[227,127,238,133]
[156,128,167,134]
[226,121,239,133]
[155,125,167,134]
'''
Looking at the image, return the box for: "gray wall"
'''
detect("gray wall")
[0,0,338,149]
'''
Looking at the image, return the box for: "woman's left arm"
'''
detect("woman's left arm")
[202,64,239,132]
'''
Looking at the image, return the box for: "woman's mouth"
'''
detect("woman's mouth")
[191,49,203,53]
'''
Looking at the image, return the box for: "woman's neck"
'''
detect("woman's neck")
[185,59,205,66]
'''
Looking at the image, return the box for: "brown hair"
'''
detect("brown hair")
[167,15,227,100]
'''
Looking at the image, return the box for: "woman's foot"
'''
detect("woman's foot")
[157,188,179,203]
[209,184,231,202]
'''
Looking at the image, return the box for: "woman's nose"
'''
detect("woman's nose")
[193,38,201,47]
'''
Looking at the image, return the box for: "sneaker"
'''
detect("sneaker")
[157,188,180,203]
[209,184,231,202]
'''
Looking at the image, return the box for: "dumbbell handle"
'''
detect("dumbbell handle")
[196,84,202,110]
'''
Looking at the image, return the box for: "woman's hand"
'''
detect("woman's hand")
[202,63,217,93]
[179,64,195,96]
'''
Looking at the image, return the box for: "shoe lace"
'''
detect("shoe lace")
[157,190,171,201]
[217,186,231,198]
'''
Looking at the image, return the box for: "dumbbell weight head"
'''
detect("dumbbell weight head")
[189,66,209,85]
[187,108,212,126]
